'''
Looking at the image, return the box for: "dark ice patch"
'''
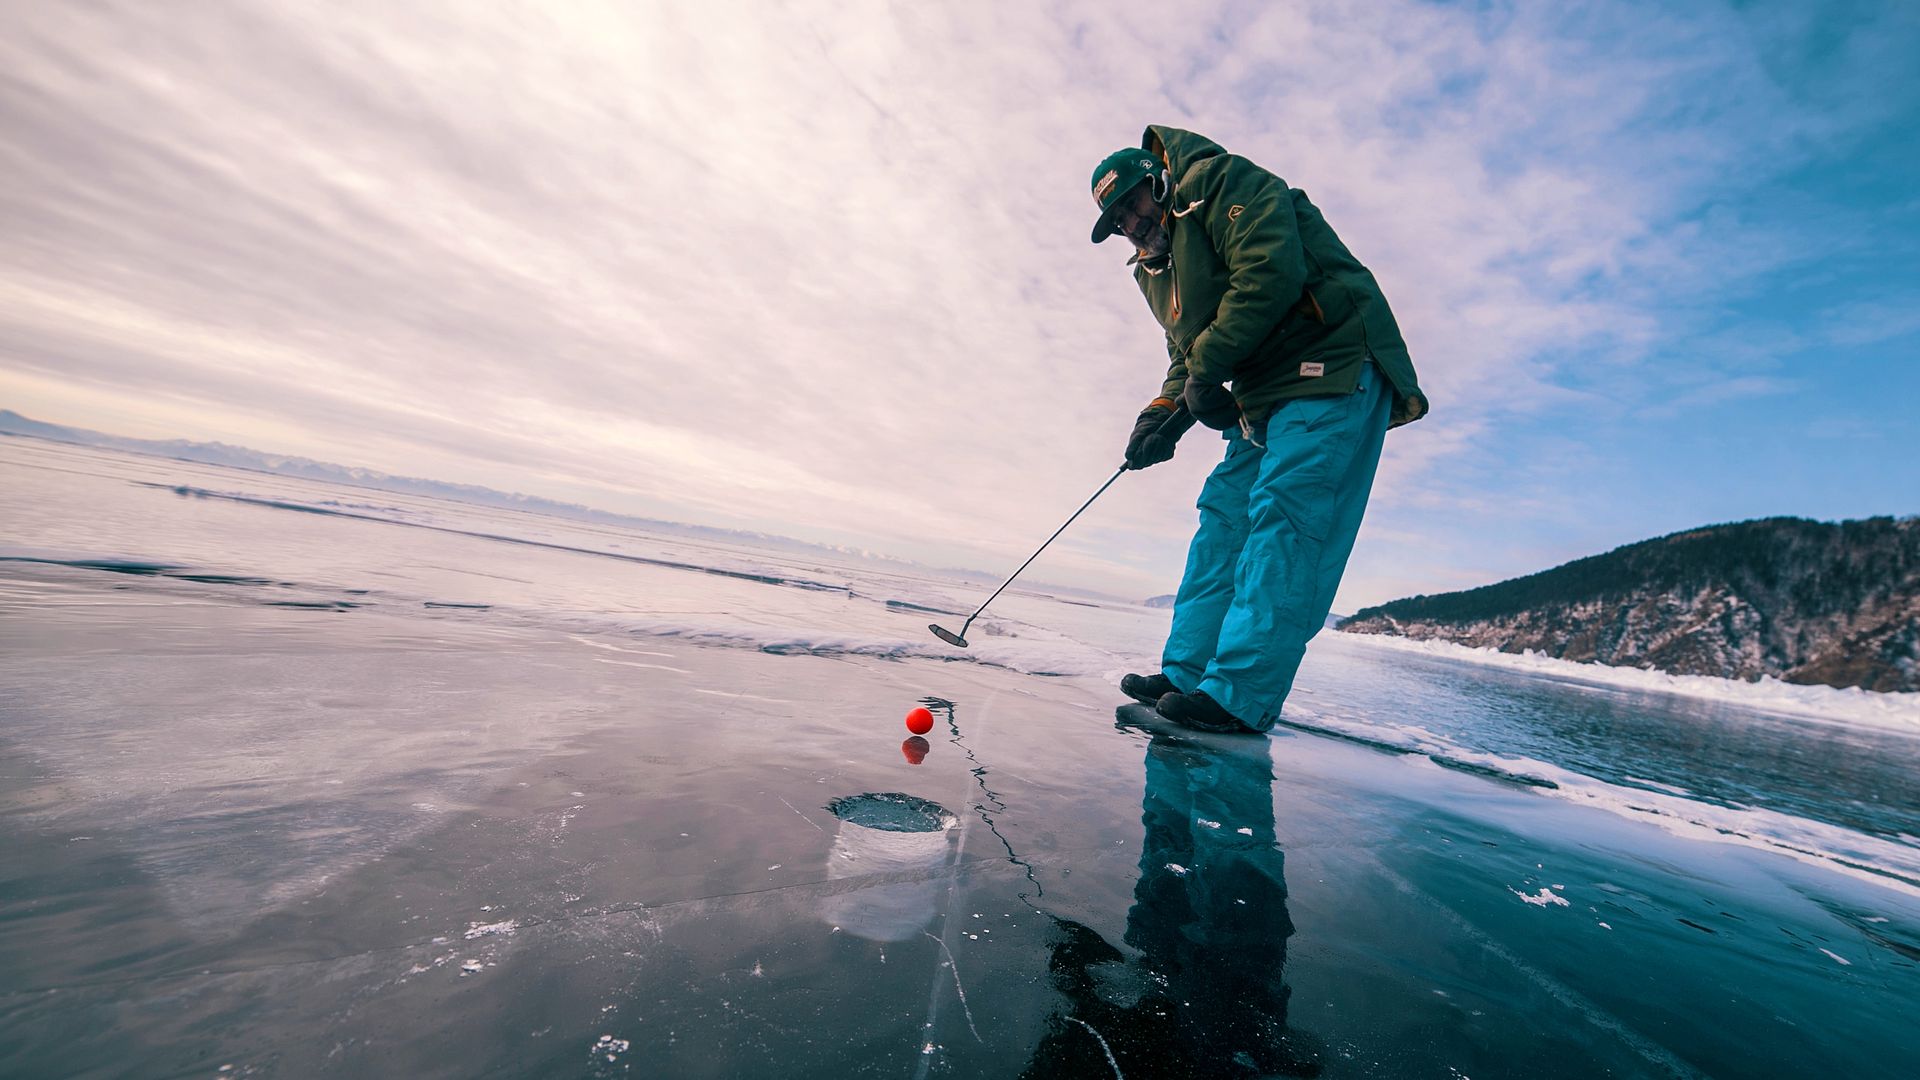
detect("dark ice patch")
[134,482,855,596]
[0,557,182,577]
[264,600,363,611]
[1,556,270,588]
[172,573,275,586]
[884,599,965,616]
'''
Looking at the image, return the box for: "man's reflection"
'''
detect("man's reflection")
[1021,712,1318,1077]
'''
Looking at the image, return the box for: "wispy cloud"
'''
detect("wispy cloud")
[3,1,1914,606]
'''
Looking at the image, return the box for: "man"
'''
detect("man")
[1091,126,1427,734]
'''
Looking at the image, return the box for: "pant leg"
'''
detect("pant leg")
[1161,432,1260,694]
[1200,362,1391,729]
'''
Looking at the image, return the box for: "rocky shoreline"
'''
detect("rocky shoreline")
[1340,517,1920,692]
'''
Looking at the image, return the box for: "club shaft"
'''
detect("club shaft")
[959,463,1126,632]
[948,403,1188,640]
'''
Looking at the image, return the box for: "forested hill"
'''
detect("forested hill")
[1339,517,1920,692]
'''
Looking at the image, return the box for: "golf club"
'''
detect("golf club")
[930,403,1191,648]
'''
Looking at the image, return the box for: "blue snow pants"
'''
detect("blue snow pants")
[1162,361,1391,730]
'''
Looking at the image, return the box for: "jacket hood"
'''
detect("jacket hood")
[1142,126,1229,185]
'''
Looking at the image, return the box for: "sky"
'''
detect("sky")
[3,0,1917,608]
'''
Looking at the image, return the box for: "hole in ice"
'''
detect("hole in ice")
[827,792,957,833]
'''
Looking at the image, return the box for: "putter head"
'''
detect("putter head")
[929,624,968,648]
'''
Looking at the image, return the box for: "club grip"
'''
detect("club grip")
[1119,400,1195,472]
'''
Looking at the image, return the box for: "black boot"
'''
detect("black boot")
[1155,689,1249,733]
[1120,672,1176,706]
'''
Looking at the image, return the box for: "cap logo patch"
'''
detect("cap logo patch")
[1094,170,1119,204]
[1300,362,1325,377]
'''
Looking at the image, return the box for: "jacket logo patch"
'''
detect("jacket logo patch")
[1094,170,1118,203]
[1300,362,1325,377]
[1228,204,1246,220]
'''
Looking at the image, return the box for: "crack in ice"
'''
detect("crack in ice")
[1066,1016,1124,1078]
[922,931,982,1042]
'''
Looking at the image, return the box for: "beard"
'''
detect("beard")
[1132,220,1171,261]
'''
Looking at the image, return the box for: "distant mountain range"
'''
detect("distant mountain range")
[0,409,1005,585]
[1142,594,1345,631]
[1339,517,1920,693]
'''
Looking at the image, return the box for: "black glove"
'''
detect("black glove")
[1121,403,1190,466]
[1124,404,1196,470]
[1181,380,1240,431]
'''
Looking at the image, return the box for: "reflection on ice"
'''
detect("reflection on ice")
[1022,708,1316,1076]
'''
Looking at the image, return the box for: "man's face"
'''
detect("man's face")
[1113,184,1163,247]
[1114,182,1170,260]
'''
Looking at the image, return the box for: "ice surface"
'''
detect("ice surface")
[1278,699,1920,896]
[4,436,1919,1078]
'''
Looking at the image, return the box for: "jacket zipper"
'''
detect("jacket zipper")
[1167,197,1207,324]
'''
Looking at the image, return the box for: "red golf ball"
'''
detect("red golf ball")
[905,706,935,735]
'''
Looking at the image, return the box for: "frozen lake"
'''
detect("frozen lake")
[2,435,1916,1078]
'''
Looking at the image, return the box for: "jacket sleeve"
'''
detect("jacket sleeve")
[1157,331,1188,405]
[1182,157,1308,386]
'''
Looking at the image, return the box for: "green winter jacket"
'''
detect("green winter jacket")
[1132,126,1427,429]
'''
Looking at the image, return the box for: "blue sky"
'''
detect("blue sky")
[1393,0,1920,593]
[1,1,1916,607]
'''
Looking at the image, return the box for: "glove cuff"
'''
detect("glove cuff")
[1160,406,1198,440]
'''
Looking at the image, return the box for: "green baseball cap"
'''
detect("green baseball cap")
[1089,147,1164,243]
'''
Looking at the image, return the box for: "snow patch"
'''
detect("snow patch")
[1337,632,1920,733]
[464,919,519,939]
